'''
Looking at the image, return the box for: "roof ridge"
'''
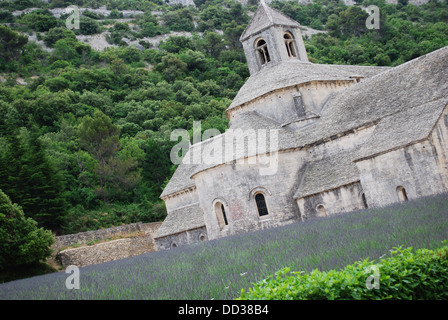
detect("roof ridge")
[239,2,265,41]
[260,0,273,23]
[263,1,301,25]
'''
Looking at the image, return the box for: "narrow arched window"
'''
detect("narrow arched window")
[361,193,368,208]
[284,32,297,58]
[255,38,270,66]
[215,202,228,229]
[255,193,269,217]
[316,204,327,217]
[221,204,228,225]
[397,186,408,202]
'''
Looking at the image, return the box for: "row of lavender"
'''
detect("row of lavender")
[1,193,447,300]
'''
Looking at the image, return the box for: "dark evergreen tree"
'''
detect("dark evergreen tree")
[0,134,26,204]
[142,138,172,201]
[19,128,67,231]
[0,128,66,231]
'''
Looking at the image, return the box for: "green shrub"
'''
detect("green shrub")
[44,27,76,47]
[20,10,57,32]
[0,189,54,271]
[238,244,448,300]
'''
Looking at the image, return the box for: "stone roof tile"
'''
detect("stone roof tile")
[293,151,361,199]
[227,61,389,112]
[297,45,448,148]
[154,203,205,239]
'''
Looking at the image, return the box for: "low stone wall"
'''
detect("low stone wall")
[53,222,145,252]
[57,233,156,267]
[53,222,163,268]
[140,222,163,234]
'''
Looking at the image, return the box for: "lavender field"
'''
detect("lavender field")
[1,194,448,300]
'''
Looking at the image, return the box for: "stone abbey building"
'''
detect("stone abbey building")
[153,1,448,250]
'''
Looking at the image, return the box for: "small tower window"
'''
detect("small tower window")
[255,38,270,66]
[284,32,297,58]
[316,204,327,217]
[255,193,269,217]
[293,93,305,117]
[215,202,229,230]
[397,186,408,202]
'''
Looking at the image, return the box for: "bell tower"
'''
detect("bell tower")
[240,0,309,75]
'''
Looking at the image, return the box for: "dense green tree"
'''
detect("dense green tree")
[178,49,208,71]
[0,26,28,69]
[0,129,67,231]
[78,110,141,202]
[199,5,228,30]
[12,0,34,10]
[20,9,57,32]
[51,38,92,66]
[154,54,188,82]
[201,31,226,58]
[142,138,172,201]
[0,10,14,23]
[110,9,123,18]
[331,5,369,37]
[44,27,76,47]
[18,128,67,230]
[78,110,121,201]
[0,189,54,271]
[79,17,100,35]
[140,21,164,37]
[228,1,250,25]
[161,8,195,32]
[33,90,75,128]
[159,36,196,54]
[44,76,71,92]
[223,21,245,51]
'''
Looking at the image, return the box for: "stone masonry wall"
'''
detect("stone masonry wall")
[52,222,145,252]
[356,140,448,208]
[195,150,306,241]
[296,182,366,220]
[57,233,156,267]
[54,222,162,268]
[155,226,208,251]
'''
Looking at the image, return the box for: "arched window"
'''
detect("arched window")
[171,242,177,249]
[255,38,270,66]
[316,204,327,217]
[199,234,206,241]
[255,193,269,217]
[284,32,297,58]
[215,202,228,229]
[361,193,368,208]
[397,186,408,202]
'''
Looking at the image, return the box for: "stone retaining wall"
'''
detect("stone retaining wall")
[53,222,163,267]
[57,233,157,267]
[53,222,146,251]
